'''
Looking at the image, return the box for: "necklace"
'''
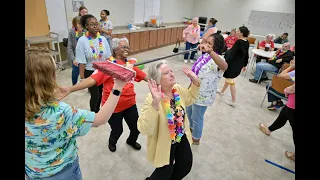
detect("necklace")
[75,28,85,41]
[163,88,184,143]
[109,56,129,65]
[86,31,104,59]
[191,53,213,76]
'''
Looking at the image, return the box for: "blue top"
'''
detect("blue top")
[76,35,111,71]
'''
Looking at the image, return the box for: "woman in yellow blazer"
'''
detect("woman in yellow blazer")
[138,62,200,180]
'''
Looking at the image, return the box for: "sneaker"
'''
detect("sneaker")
[267,104,277,110]
[225,99,236,107]
[217,89,224,96]
[276,101,284,107]
[184,60,188,63]
[189,60,194,63]
[192,137,200,145]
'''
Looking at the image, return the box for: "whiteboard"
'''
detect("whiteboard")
[246,10,295,43]
[45,0,69,42]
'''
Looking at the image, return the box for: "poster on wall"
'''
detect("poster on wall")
[72,0,84,12]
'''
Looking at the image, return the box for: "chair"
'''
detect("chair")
[248,37,256,46]
[257,62,290,83]
[261,74,293,107]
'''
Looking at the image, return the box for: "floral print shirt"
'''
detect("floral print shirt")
[193,53,225,106]
[25,101,95,178]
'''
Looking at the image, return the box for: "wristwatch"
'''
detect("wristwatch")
[112,89,122,96]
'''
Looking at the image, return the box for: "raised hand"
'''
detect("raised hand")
[57,87,70,100]
[182,67,197,80]
[199,43,213,53]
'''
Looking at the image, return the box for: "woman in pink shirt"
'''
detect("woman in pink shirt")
[202,18,218,41]
[183,17,201,64]
[259,61,295,161]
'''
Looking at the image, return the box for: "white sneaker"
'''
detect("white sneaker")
[184,60,188,63]
[189,60,194,63]
[217,89,224,96]
[225,99,236,107]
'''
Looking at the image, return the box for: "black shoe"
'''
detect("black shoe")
[145,178,150,180]
[249,79,258,83]
[126,140,141,150]
[260,77,269,81]
[267,104,277,110]
[108,143,116,152]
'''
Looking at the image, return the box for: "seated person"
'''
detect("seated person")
[249,43,294,83]
[256,34,275,62]
[224,29,238,49]
[273,33,289,44]
[266,60,294,110]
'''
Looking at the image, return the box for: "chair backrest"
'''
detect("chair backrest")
[280,62,290,72]
[248,37,256,45]
[271,75,294,93]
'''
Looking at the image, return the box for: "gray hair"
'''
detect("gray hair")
[111,37,129,55]
[283,42,291,49]
[148,61,167,84]
[192,17,198,22]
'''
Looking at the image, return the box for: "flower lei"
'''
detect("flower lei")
[270,50,287,61]
[163,88,185,143]
[75,28,85,41]
[109,56,129,65]
[99,19,108,28]
[191,53,213,76]
[86,31,104,59]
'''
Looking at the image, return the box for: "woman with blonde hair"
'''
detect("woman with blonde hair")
[25,47,129,179]
[182,17,200,63]
[138,62,200,180]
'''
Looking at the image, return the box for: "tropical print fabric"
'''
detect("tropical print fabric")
[25,101,95,178]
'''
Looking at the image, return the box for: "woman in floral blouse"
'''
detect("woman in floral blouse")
[186,33,228,145]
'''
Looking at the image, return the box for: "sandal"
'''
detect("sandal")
[285,151,295,161]
[259,123,271,136]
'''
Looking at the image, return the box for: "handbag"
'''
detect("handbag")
[173,39,180,53]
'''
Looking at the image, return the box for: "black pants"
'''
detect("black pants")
[269,106,296,146]
[84,70,103,113]
[149,135,193,180]
[256,55,267,63]
[108,104,140,145]
[266,86,283,102]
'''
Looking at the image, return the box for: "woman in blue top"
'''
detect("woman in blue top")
[76,14,112,113]
[25,47,129,179]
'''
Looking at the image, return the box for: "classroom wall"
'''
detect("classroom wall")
[192,0,295,32]
[64,0,134,29]
[159,0,194,23]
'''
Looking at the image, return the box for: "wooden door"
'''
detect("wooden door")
[111,34,118,39]
[118,33,130,40]
[129,33,136,53]
[157,29,165,46]
[140,31,150,51]
[134,32,140,52]
[25,0,50,37]
[171,28,177,44]
[164,28,171,45]
[149,30,158,48]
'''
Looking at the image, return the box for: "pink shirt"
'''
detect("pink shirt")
[183,24,201,44]
[225,35,239,49]
[202,27,218,40]
[286,71,295,109]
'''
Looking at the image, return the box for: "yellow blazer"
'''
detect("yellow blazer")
[137,82,200,168]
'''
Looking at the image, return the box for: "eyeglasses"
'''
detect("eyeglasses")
[87,23,99,27]
[121,45,130,49]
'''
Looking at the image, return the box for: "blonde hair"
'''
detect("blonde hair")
[25,47,58,120]
[148,61,167,84]
[72,16,81,29]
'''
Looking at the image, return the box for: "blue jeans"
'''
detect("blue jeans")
[184,41,198,60]
[254,62,278,80]
[186,104,208,140]
[26,156,82,180]
[72,64,80,85]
